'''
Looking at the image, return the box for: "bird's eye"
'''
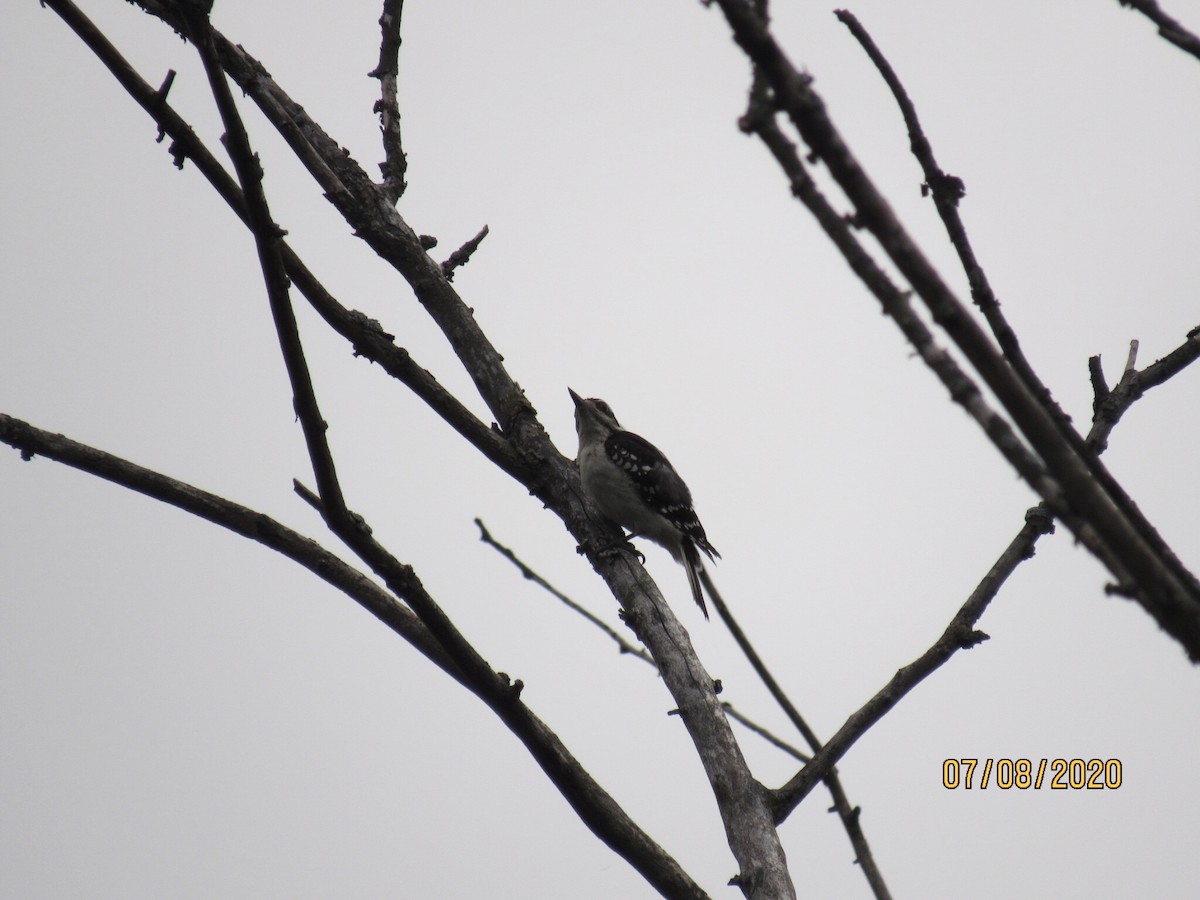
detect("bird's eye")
[595,401,614,418]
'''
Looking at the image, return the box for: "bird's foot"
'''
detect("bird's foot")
[577,533,645,563]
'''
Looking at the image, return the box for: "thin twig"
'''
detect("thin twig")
[1118,0,1200,62]
[704,570,821,753]
[184,10,706,894]
[771,507,1055,817]
[48,4,791,893]
[442,224,490,281]
[703,569,891,900]
[149,7,800,886]
[835,4,1200,641]
[771,323,1200,818]
[475,518,816,762]
[369,0,408,201]
[1091,332,1200,450]
[0,413,459,682]
[475,518,652,663]
[722,705,808,762]
[835,9,1070,434]
[39,0,518,479]
[1082,333,1200,587]
[1089,355,1111,417]
[714,0,1200,658]
[151,68,178,158]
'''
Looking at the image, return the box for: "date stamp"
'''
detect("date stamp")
[942,758,1122,790]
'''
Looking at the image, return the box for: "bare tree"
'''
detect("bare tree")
[4,1,1199,897]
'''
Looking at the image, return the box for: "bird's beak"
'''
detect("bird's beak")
[568,387,584,409]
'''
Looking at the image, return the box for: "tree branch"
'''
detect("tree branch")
[772,322,1200,819]
[0,410,705,898]
[370,0,408,201]
[475,517,653,664]
[834,2,1200,655]
[145,0,536,439]
[41,2,794,891]
[105,5,799,892]
[473,517,795,896]
[477,513,890,898]
[714,0,1200,659]
[442,224,490,281]
[1090,331,1200,452]
[476,517,819,761]
[737,70,1114,570]
[203,19,706,894]
[772,506,1055,818]
[1118,0,1200,62]
[834,9,1070,434]
[733,45,1200,836]
[702,571,893,899]
[721,705,808,763]
[38,0,518,482]
[0,412,461,676]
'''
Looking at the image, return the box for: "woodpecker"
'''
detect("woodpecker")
[569,388,719,618]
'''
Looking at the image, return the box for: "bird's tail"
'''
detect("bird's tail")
[682,541,710,620]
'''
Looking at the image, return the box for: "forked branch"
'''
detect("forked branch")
[37,1,799,893]
[714,0,1200,658]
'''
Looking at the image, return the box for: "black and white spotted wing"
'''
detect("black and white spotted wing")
[603,429,720,561]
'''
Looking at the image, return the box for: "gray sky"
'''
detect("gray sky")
[3,1,1200,897]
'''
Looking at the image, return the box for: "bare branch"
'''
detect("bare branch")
[737,73,1100,566]
[191,0,515,723]
[369,0,408,201]
[1,413,704,899]
[58,1,791,888]
[0,413,457,681]
[835,9,1070,434]
[1137,326,1200,390]
[1124,340,1141,377]
[189,7,342,508]
[145,4,533,436]
[829,13,1200,626]
[1089,354,1111,417]
[40,0,519,479]
[771,322,1200,820]
[1118,0,1200,62]
[442,224,490,281]
[476,521,822,760]
[110,6,799,891]
[565,555,797,897]
[185,10,711,894]
[714,0,1200,658]
[771,506,1055,819]
[151,68,181,162]
[477,512,886,898]
[475,517,652,664]
[1091,329,1200,452]
[473,516,798,895]
[721,706,808,763]
[704,570,821,752]
[703,570,892,900]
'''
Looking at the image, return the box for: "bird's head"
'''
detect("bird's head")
[569,388,621,438]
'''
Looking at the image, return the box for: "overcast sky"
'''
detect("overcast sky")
[3,1,1200,898]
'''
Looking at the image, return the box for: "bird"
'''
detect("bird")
[569,388,719,618]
